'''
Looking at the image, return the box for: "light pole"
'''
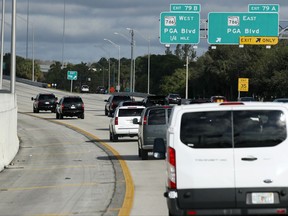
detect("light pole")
[133,29,151,94]
[114,31,134,92]
[0,0,5,89]
[104,38,120,92]
[61,0,66,68]
[126,28,135,93]
[26,0,29,59]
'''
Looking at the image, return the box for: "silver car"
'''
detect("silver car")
[134,105,172,160]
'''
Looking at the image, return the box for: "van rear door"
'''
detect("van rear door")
[233,108,288,207]
[176,110,237,209]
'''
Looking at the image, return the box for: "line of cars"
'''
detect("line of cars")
[105,94,173,160]
[31,93,85,119]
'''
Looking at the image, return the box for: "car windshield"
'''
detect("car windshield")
[113,96,131,101]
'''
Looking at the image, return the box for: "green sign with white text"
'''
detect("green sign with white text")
[160,12,200,44]
[208,12,279,44]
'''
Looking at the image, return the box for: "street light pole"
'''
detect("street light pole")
[114,30,134,92]
[61,0,66,68]
[26,0,29,59]
[132,29,151,94]
[104,38,121,92]
[126,28,135,92]
[0,0,5,89]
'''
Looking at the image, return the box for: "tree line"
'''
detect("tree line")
[4,39,288,101]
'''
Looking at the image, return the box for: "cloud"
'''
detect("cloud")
[2,0,287,63]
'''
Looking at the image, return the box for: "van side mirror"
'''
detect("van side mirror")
[31,97,34,101]
[153,138,166,159]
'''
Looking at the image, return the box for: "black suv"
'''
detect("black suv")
[142,95,168,107]
[56,96,84,119]
[31,93,58,113]
[104,95,132,116]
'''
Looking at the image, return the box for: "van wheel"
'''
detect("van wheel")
[59,113,63,119]
[56,112,59,119]
[138,147,141,157]
[141,149,148,160]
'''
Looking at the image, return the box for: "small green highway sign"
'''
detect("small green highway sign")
[208,12,279,44]
[67,71,78,80]
[160,12,200,44]
[248,4,279,13]
[170,4,200,12]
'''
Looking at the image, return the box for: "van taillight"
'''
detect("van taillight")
[61,104,64,109]
[82,103,85,110]
[168,147,176,189]
[115,117,118,125]
[143,116,147,125]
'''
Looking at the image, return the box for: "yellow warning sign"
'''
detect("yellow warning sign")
[239,36,278,45]
[238,78,249,92]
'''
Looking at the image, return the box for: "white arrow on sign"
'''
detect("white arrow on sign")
[216,38,222,43]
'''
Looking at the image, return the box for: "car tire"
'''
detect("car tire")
[138,147,141,157]
[56,112,59,119]
[112,132,118,142]
[59,113,63,119]
[80,113,84,119]
[34,108,39,113]
[109,131,113,141]
[141,149,148,160]
[105,109,108,116]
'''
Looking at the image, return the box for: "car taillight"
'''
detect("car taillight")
[143,116,147,125]
[61,104,64,109]
[168,147,176,189]
[82,103,84,110]
[115,117,118,125]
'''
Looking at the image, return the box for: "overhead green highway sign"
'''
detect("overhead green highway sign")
[170,4,201,12]
[208,12,279,44]
[160,12,200,44]
[248,4,279,13]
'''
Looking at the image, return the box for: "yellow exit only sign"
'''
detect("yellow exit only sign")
[239,36,278,45]
[238,78,249,92]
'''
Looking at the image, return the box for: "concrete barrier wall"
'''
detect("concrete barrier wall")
[0,93,19,171]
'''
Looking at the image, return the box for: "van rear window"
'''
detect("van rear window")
[180,110,286,148]
[148,109,166,125]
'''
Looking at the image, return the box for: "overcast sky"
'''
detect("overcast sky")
[2,0,288,64]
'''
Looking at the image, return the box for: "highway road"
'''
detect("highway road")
[1,80,168,216]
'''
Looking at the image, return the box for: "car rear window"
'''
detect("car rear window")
[148,109,166,125]
[39,94,55,100]
[118,108,144,117]
[113,96,131,101]
[64,97,83,103]
[180,110,286,148]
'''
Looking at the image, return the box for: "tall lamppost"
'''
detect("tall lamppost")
[114,31,134,92]
[26,0,29,59]
[104,38,120,92]
[0,0,5,89]
[61,0,66,68]
[126,28,136,92]
[133,29,151,94]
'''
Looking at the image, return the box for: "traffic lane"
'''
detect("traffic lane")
[15,81,168,216]
[68,113,168,216]
[0,113,124,216]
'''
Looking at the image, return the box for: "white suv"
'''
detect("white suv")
[154,102,288,216]
[109,105,145,142]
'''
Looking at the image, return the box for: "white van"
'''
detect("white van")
[154,102,288,216]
